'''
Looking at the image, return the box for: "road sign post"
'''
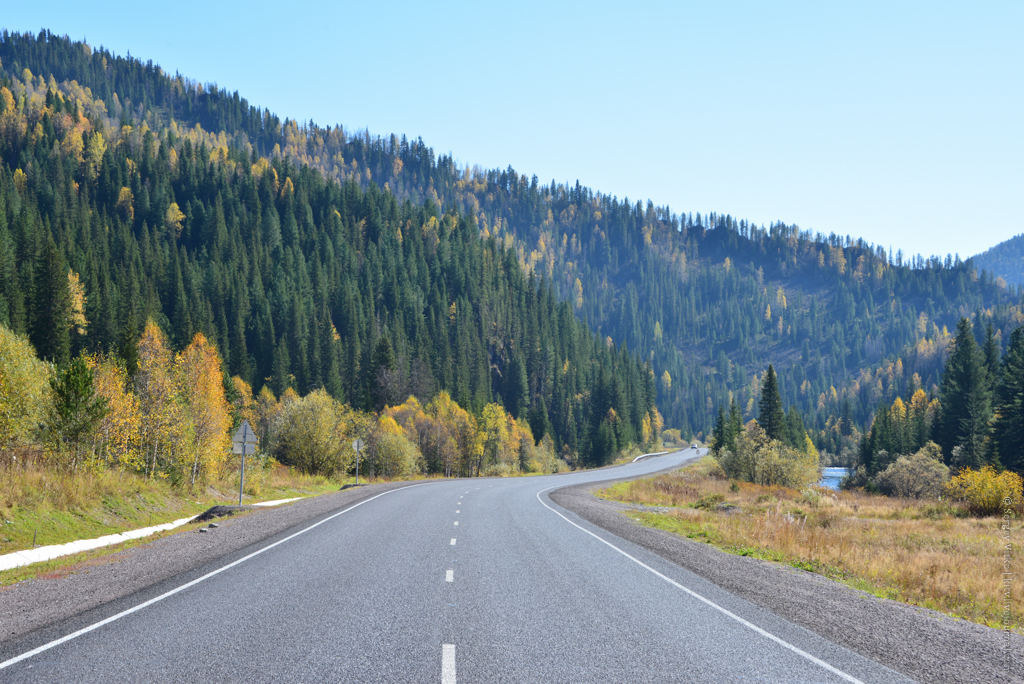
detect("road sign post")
[232,420,258,505]
[352,438,364,485]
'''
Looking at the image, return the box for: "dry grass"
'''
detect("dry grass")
[598,458,1020,631]
[0,455,343,557]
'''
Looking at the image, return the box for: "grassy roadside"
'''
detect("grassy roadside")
[0,462,347,560]
[597,457,1020,632]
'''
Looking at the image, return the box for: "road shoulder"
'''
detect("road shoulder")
[550,481,1022,684]
[0,482,418,645]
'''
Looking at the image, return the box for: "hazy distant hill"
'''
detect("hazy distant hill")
[973,234,1024,286]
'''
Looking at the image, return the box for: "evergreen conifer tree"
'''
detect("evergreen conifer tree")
[993,326,1024,474]
[727,399,743,454]
[938,318,993,468]
[984,322,1002,387]
[711,405,727,454]
[758,364,786,441]
[30,236,71,365]
[49,356,109,469]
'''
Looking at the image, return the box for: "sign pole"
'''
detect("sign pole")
[232,420,258,506]
[352,438,364,485]
[239,448,246,506]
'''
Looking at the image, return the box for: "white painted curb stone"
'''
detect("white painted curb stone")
[0,497,304,572]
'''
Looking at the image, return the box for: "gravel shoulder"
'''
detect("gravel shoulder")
[0,482,419,646]
[550,480,1023,684]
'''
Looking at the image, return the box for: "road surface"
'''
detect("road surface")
[0,448,916,683]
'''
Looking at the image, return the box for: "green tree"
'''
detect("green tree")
[0,322,50,448]
[785,406,806,450]
[49,356,109,470]
[983,322,1001,387]
[369,335,398,411]
[758,364,786,441]
[937,318,993,469]
[30,236,71,365]
[726,399,743,454]
[527,395,552,445]
[993,326,1024,473]
[711,405,727,454]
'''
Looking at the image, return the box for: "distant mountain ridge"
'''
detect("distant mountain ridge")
[1,29,1021,451]
[973,234,1024,286]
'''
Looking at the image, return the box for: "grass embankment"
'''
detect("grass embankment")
[0,462,346,561]
[598,457,1020,632]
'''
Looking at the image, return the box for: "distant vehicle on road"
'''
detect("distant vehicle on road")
[691,443,698,449]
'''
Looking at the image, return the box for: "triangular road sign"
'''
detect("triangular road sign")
[232,419,258,444]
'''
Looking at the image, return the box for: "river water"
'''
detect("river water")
[818,467,850,490]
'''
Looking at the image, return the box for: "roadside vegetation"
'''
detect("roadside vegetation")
[599,454,1022,631]
[0,455,343,559]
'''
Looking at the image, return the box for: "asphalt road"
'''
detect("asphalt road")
[0,449,917,683]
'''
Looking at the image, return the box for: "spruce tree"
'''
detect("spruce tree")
[49,356,109,469]
[785,406,806,450]
[369,335,397,411]
[711,405,727,454]
[758,364,786,441]
[984,322,1002,387]
[727,399,743,454]
[527,395,552,445]
[30,236,71,365]
[938,318,993,468]
[993,326,1024,474]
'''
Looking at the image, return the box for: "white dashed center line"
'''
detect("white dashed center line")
[442,644,456,683]
[456,510,460,513]
[450,538,457,545]
[446,569,454,582]
[454,521,458,526]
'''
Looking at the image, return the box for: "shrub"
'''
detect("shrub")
[944,466,1024,516]
[0,323,51,449]
[272,389,368,476]
[694,493,725,510]
[369,416,422,478]
[872,442,950,499]
[798,488,822,507]
[716,424,818,488]
[691,455,727,480]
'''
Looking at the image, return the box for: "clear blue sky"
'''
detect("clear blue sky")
[4,1,1021,259]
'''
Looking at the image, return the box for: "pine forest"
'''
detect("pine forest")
[1,30,1023,486]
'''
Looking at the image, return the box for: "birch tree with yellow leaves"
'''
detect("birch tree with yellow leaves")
[88,355,142,473]
[175,333,231,487]
[134,320,181,479]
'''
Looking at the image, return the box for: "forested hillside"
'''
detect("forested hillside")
[973,234,1024,287]
[0,32,660,471]
[2,29,1022,450]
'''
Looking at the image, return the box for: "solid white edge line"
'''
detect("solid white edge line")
[0,482,436,671]
[442,643,456,684]
[535,485,866,684]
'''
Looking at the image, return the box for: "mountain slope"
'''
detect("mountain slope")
[973,233,1024,286]
[2,29,1021,449]
[0,40,658,468]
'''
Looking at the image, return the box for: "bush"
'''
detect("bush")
[370,423,421,478]
[944,465,1023,516]
[0,323,51,449]
[872,442,950,499]
[694,493,725,510]
[716,424,818,488]
[691,455,727,480]
[272,389,367,476]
